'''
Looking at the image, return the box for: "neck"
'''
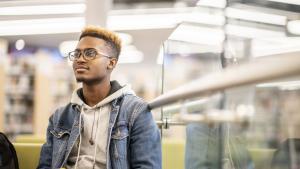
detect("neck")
[82,79,111,107]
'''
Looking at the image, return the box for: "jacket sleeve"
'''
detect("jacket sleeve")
[37,114,54,169]
[129,106,162,169]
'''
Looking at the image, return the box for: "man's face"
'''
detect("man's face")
[72,36,116,84]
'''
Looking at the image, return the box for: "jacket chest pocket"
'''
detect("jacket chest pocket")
[50,129,70,142]
[111,121,129,159]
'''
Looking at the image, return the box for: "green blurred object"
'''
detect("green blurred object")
[248,148,276,169]
[162,139,276,169]
[15,134,45,143]
[162,139,185,169]
[13,143,42,169]
[11,137,276,169]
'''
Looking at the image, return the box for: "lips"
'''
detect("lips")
[75,65,88,69]
[74,65,89,72]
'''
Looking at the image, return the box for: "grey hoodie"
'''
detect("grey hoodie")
[65,81,134,169]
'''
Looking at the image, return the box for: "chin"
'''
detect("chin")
[76,78,83,83]
[75,76,86,83]
[76,76,103,85]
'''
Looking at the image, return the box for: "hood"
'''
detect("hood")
[71,81,135,109]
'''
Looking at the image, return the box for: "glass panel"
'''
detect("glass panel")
[161,1,300,169]
[161,23,224,169]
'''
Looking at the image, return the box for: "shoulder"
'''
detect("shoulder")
[121,94,149,113]
[50,103,78,126]
[120,94,152,126]
[51,103,72,118]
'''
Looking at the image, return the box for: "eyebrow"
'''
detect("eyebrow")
[75,48,96,51]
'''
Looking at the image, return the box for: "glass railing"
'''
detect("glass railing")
[152,1,300,169]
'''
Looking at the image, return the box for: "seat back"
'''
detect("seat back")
[162,139,185,169]
[13,143,43,169]
[248,148,276,169]
[15,135,45,144]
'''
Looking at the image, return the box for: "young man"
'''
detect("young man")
[38,26,162,169]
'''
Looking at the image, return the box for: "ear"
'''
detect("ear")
[107,58,117,70]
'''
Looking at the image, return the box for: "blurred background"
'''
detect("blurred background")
[0,0,300,169]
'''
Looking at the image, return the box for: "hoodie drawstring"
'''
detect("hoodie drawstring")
[74,106,102,169]
[74,105,83,169]
[92,107,102,169]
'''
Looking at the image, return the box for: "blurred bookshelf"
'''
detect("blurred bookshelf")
[0,44,75,139]
[4,58,35,138]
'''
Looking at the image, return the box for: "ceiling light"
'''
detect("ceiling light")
[251,37,300,57]
[107,12,225,30]
[15,39,25,51]
[268,0,300,5]
[0,17,84,36]
[226,24,285,38]
[197,0,227,8]
[287,20,300,35]
[185,12,225,26]
[108,14,176,30]
[0,4,86,15]
[168,24,225,45]
[226,6,287,25]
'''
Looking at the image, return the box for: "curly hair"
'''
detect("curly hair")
[79,25,122,59]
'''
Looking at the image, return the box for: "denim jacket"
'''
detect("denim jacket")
[37,93,162,169]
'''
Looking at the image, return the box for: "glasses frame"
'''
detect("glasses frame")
[68,48,112,61]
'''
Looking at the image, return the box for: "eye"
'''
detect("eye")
[84,49,97,57]
[69,51,81,59]
[73,51,81,57]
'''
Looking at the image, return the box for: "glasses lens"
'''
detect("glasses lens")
[69,51,81,61]
[83,49,97,60]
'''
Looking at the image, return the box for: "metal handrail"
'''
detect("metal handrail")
[149,52,300,110]
[155,109,248,128]
[156,120,186,129]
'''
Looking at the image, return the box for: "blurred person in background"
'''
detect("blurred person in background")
[37,25,161,169]
[271,90,300,169]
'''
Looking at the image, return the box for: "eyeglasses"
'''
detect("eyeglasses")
[68,48,111,61]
